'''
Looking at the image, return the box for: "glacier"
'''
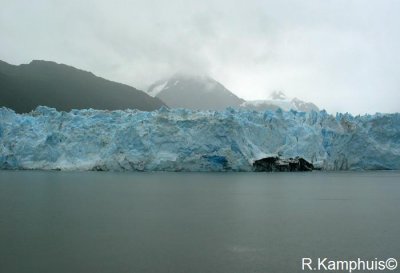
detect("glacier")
[0,106,399,171]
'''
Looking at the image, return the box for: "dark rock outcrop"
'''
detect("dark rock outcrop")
[253,156,314,172]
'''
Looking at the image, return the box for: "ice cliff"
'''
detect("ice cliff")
[0,106,399,171]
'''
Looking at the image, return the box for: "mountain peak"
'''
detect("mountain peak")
[147,73,244,110]
[241,91,319,112]
[29,60,57,65]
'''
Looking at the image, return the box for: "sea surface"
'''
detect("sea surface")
[0,171,399,273]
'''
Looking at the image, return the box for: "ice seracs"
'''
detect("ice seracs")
[0,106,399,171]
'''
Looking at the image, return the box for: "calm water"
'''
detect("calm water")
[0,171,399,273]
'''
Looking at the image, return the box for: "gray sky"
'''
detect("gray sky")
[1,0,399,114]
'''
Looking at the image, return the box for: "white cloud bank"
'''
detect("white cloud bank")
[1,0,399,114]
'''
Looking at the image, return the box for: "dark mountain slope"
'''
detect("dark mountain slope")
[0,60,165,113]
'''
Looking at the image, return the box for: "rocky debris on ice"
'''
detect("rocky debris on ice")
[253,156,314,172]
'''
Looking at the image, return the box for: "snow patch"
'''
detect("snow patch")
[148,81,168,97]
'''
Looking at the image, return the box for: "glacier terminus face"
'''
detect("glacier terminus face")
[0,106,399,171]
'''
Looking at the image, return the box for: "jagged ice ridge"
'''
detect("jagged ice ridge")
[0,106,399,171]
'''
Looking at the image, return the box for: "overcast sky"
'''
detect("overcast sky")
[1,0,399,114]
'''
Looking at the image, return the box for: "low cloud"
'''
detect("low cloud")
[1,0,399,114]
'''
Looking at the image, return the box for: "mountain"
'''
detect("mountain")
[240,91,319,112]
[0,60,165,113]
[147,74,318,112]
[1,106,399,171]
[147,73,245,110]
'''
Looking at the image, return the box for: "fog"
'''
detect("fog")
[1,0,399,114]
